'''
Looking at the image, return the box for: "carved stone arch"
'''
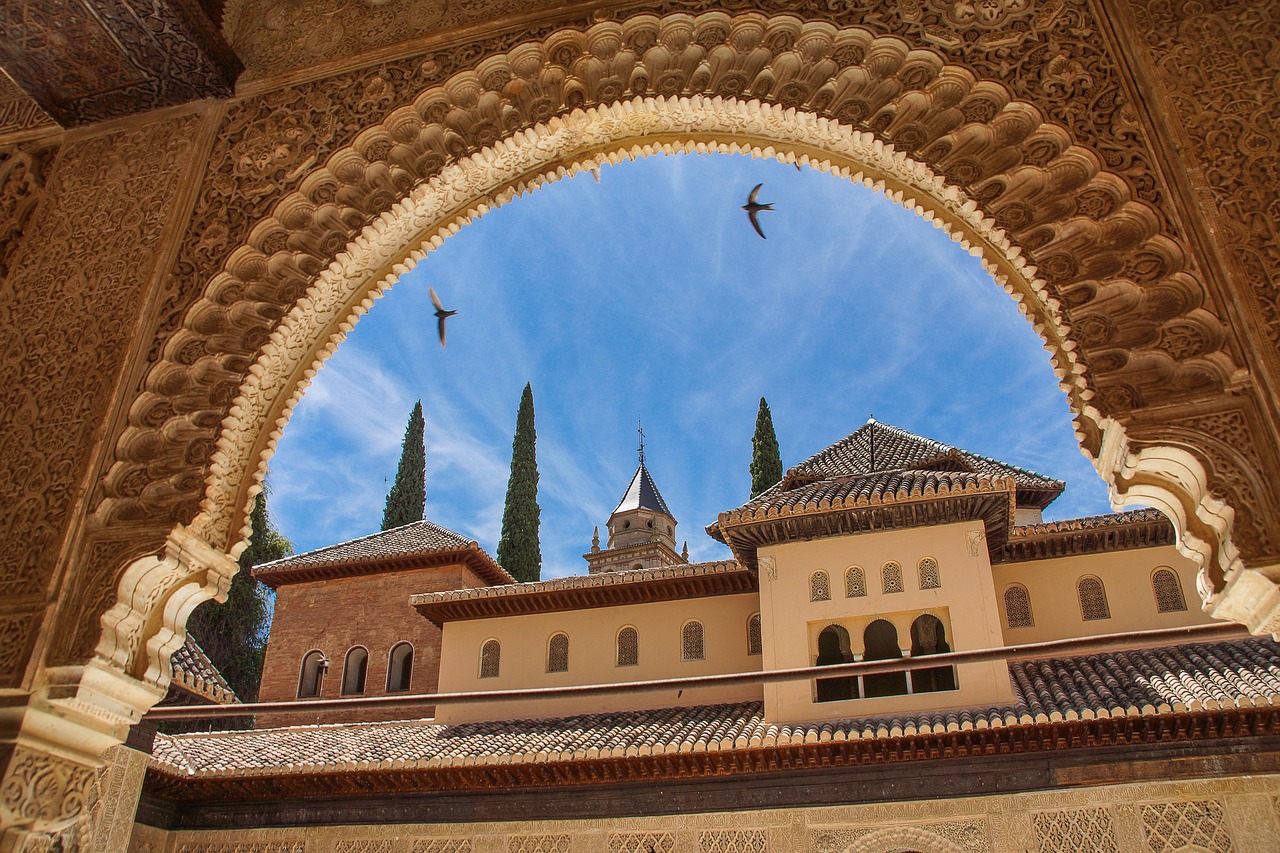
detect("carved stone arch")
[839,824,965,853]
[76,8,1270,729]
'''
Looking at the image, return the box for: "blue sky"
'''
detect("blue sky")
[267,152,1115,578]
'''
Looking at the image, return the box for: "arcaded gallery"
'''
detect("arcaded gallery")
[1,1,1279,851]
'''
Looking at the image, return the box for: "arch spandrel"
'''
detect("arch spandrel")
[76,9,1280,698]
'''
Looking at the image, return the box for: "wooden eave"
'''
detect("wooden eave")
[140,707,1280,803]
[253,545,511,590]
[711,488,1014,570]
[412,567,758,625]
[998,515,1177,563]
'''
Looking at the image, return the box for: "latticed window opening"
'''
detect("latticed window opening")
[881,561,903,594]
[546,632,569,673]
[1152,568,1187,612]
[682,620,705,661]
[810,570,830,601]
[845,566,866,597]
[918,556,941,589]
[1077,576,1111,620]
[616,626,639,667]
[747,613,762,655]
[479,639,501,678]
[1004,584,1034,628]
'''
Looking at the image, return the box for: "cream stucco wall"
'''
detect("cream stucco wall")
[758,520,1015,724]
[993,544,1215,644]
[434,593,762,723]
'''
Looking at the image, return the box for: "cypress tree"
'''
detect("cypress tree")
[497,383,541,582]
[750,397,784,498]
[186,488,291,704]
[382,400,426,530]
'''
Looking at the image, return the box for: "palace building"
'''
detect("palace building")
[130,420,1280,850]
[3,1,1279,850]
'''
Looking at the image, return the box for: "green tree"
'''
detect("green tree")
[186,488,291,704]
[750,397,784,498]
[382,400,426,530]
[497,383,541,582]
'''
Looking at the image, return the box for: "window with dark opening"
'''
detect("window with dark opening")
[909,614,956,693]
[386,642,414,691]
[341,646,368,695]
[862,619,908,698]
[814,624,857,702]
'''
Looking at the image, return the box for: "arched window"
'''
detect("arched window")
[909,615,956,693]
[616,626,639,667]
[863,619,908,698]
[297,650,326,699]
[814,624,857,702]
[845,566,866,598]
[1004,584,1034,628]
[1077,576,1111,621]
[479,639,501,678]
[386,642,413,692]
[681,620,705,661]
[918,557,941,589]
[881,561,903,594]
[809,570,831,602]
[546,632,569,673]
[341,646,368,696]
[747,613,763,656]
[1152,568,1187,613]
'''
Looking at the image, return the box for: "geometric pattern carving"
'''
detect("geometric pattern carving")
[846,567,867,598]
[882,563,904,595]
[811,571,831,602]
[919,557,941,589]
[336,842,394,853]
[616,627,639,667]
[175,845,305,852]
[1077,577,1111,621]
[748,613,763,656]
[1033,807,1118,853]
[610,832,674,853]
[700,830,768,853]
[546,633,569,673]
[812,821,988,853]
[682,621,706,662]
[479,640,500,679]
[508,836,570,853]
[0,141,55,280]
[1140,800,1232,853]
[411,841,471,853]
[1152,569,1187,613]
[1004,585,1034,628]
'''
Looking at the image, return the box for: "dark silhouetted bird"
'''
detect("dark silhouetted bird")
[742,183,773,239]
[429,286,457,347]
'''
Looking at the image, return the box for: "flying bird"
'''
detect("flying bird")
[429,286,457,347]
[742,183,774,240]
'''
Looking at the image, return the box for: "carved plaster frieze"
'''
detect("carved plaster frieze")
[102,12,1239,559]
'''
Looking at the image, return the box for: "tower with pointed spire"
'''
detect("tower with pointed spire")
[583,428,687,573]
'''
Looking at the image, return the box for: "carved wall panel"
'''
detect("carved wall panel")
[100,11,1248,577]
[0,109,205,687]
[0,140,55,280]
[1127,0,1280,360]
[1140,799,1232,853]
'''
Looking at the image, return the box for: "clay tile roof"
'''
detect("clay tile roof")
[1002,508,1177,562]
[771,420,1064,507]
[168,634,238,705]
[732,468,1007,519]
[412,560,755,623]
[252,519,513,588]
[612,463,673,517]
[149,638,1280,779]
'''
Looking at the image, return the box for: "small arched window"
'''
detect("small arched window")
[1152,568,1187,613]
[386,642,413,692]
[1004,584,1034,628]
[297,650,326,699]
[616,626,639,667]
[882,561,903,594]
[341,646,368,696]
[681,620,705,661]
[747,613,763,656]
[479,639,501,678]
[810,570,831,602]
[1078,576,1111,621]
[547,632,569,673]
[918,557,941,589]
[845,566,866,598]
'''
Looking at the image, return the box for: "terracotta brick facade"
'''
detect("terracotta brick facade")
[258,563,488,726]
